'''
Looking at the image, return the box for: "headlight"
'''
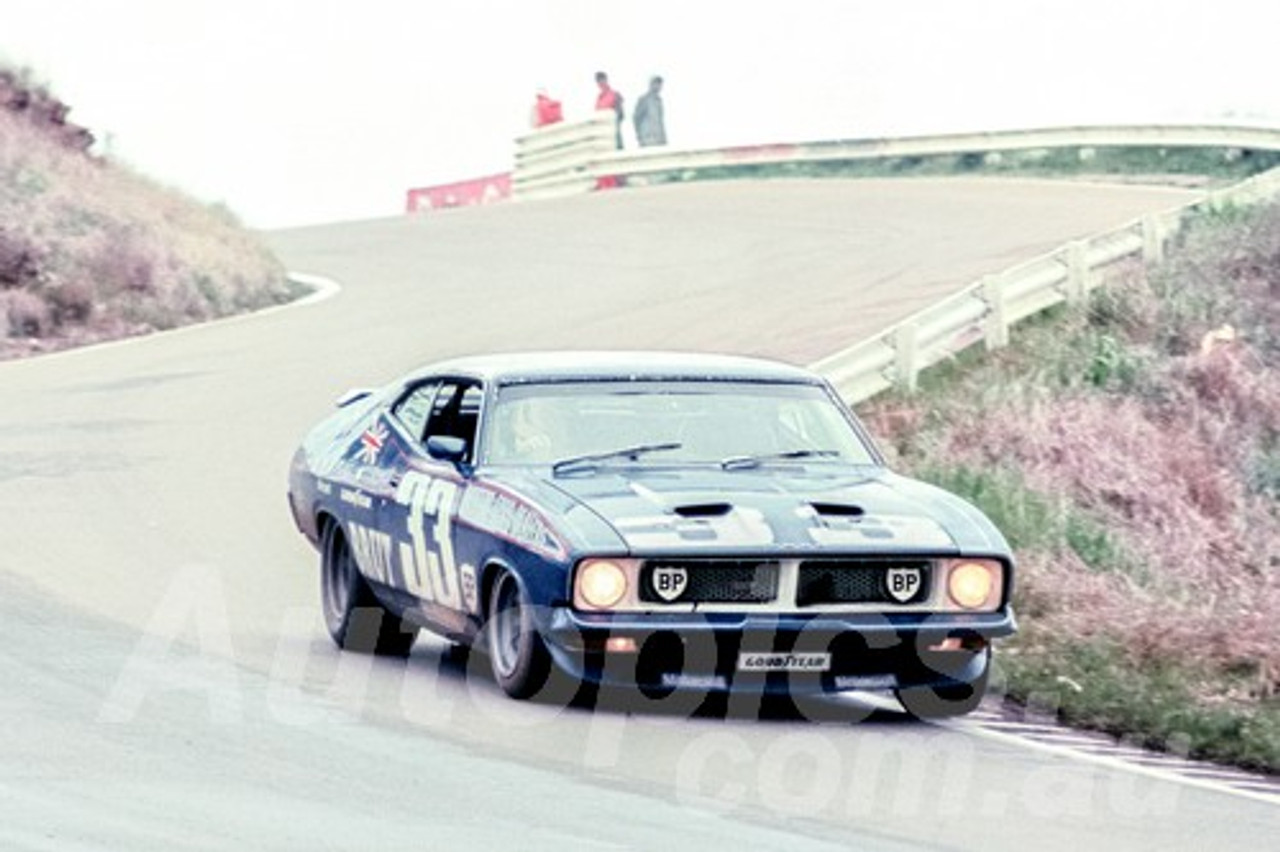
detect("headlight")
[574,559,631,610]
[946,560,1001,610]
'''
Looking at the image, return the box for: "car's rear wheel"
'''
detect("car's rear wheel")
[894,649,990,719]
[486,570,552,699]
[320,520,417,656]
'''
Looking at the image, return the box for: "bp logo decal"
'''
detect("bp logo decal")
[651,566,689,602]
[885,566,924,603]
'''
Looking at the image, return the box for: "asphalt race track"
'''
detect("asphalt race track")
[2,177,1275,850]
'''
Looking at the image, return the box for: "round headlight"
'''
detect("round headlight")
[948,562,994,610]
[578,560,628,609]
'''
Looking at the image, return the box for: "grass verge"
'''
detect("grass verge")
[858,202,1280,773]
[999,633,1280,773]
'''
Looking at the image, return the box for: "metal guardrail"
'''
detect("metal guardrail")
[513,113,616,200]
[510,120,1280,400]
[813,165,1280,402]
[590,124,1280,183]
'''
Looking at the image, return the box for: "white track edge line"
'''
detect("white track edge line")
[0,269,341,370]
[946,719,1280,807]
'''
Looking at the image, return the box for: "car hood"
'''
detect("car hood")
[530,465,1009,556]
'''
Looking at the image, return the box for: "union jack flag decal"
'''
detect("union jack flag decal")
[357,421,388,464]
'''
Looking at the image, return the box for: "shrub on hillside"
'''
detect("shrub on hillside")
[0,225,41,287]
[0,68,292,357]
[0,66,93,152]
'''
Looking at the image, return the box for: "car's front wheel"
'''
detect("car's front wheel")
[486,570,553,699]
[321,520,417,656]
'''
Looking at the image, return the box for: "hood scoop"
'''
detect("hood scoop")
[810,502,865,518]
[673,502,734,518]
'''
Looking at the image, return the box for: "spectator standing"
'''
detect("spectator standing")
[594,71,624,149]
[633,76,666,147]
[530,88,563,128]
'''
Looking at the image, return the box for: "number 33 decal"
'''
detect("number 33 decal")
[395,472,479,614]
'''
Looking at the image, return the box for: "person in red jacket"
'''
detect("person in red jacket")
[593,71,624,189]
[531,88,563,128]
[594,71,624,149]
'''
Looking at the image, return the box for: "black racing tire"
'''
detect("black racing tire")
[320,520,417,656]
[486,570,553,699]
[894,649,991,719]
[443,641,472,668]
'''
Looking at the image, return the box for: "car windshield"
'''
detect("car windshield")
[483,380,877,467]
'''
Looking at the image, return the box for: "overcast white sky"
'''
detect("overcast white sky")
[6,1,1279,228]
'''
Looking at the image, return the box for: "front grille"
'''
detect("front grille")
[641,560,779,604]
[797,559,932,606]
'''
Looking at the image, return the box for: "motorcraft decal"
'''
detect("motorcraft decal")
[458,484,567,561]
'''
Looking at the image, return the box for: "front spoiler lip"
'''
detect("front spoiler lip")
[548,608,1017,640]
[539,608,1015,694]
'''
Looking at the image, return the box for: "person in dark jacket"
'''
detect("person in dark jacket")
[633,76,666,147]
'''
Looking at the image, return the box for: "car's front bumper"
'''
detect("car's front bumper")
[542,608,1016,695]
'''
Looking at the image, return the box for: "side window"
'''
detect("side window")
[424,381,484,460]
[392,381,440,441]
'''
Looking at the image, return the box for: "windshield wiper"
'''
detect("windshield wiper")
[552,442,683,475]
[720,449,839,471]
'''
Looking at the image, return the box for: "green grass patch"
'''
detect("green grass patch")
[918,466,1058,553]
[1246,445,1280,500]
[919,464,1141,580]
[1000,636,1280,773]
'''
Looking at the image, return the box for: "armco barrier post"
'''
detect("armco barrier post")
[1066,241,1089,305]
[894,323,920,393]
[983,275,1008,350]
[1141,214,1165,265]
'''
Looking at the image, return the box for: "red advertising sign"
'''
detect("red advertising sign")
[406,173,512,213]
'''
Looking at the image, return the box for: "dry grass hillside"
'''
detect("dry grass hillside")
[859,203,1280,771]
[0,67,293,359]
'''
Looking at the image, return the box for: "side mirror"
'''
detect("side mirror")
[335,388,372,408]
[426,435,468,463]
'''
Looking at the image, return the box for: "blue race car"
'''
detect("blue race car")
[287,351,1016,717]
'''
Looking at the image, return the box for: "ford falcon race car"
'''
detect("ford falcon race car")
[287,351,1016,717]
